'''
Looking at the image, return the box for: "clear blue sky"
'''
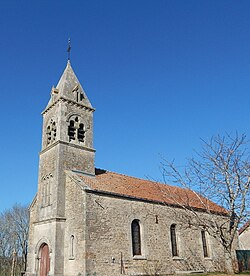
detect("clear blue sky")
[1,0,250,212]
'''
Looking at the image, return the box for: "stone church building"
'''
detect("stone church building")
[26,61,231,276]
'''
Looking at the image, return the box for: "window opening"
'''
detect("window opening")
[70,235,74,258]
[46,126,51,145]
[41,175,52,208]
[78,123,85,142]
[52,121,56,141]
[170,224,178,257]
[46,120,56,145]
[46,181,51,206]
[42,180,46,207]
[68,117,85,143]
[201,230,208,257]
[68,120,76,141]
[131,220,141,256]
[45,182,48,205]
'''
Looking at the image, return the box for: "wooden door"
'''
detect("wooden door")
[39,243,50,276]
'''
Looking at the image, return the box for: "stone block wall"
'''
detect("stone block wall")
[239,228,250,250]
[83,192,228,276]
[64,175,87,275]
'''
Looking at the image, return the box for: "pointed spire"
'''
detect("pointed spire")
[44,61,93,111]
[56,61,92,108]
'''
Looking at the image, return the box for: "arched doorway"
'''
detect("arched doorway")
[39,243,50,276]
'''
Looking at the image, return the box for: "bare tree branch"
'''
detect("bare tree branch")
[161,133,250,273]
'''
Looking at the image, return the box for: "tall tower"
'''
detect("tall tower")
[39,60,95,219]
[27,60,95,275]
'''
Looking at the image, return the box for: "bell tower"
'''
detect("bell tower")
[27,60,95,275]
[38,60,95,219]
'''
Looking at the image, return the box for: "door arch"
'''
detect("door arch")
[39,243,50,276]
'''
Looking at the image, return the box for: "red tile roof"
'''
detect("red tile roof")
[239,220,250,235]
[71,169,227,215]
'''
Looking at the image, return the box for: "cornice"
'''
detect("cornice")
[33,217,66,225]
[42,96,95,115]
[39,140,96,155]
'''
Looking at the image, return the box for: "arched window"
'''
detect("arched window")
[46,126,51,144]
[46,120,56,145]
[131,220,141,256]
[51,121,56,141]
[68,120,76,141]
[201,230,208,257]
[41,174,52,208]
[77,123,85,142]
[68,116,85,143]
[70,235,75,258]
[170,224,178,257]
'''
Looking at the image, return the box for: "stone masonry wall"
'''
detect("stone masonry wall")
[84,192,229,276]
[64,175,87,276]
[239,228,250,250]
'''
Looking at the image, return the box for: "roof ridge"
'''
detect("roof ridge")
[76,169,227,215]
[96,167,163,183]
[97,168,187,192]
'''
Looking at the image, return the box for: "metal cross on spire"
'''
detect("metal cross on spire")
[67,38,71,61]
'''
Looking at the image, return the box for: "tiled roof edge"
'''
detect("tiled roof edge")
[84,187,228,217]
[239,220,250,235]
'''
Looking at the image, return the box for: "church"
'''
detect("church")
[26,59,234,276]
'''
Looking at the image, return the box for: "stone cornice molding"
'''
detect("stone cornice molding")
[34,217,66,226]
[40,140,96,155]
[42,96,95,115]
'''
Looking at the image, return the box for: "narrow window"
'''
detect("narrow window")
[46,126,51,145]
[45,182,48,205]
[131,220,141,256]
[201,230,208,257]
[42,181,46,207]
[46,120,56,145]
[170,224,178,257]
[52,121,56,141]
[70,235,75,258]
[78,123,85,142]
[80,93,84,101]
[68,120,76,141]
[47,180,50,206]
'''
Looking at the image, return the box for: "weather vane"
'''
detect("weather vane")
[67,38,71,61]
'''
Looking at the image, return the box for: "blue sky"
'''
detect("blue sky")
[1,0,250,212]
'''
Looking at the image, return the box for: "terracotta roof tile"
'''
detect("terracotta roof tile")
[239,220,250,235]
[72,168,227,215]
